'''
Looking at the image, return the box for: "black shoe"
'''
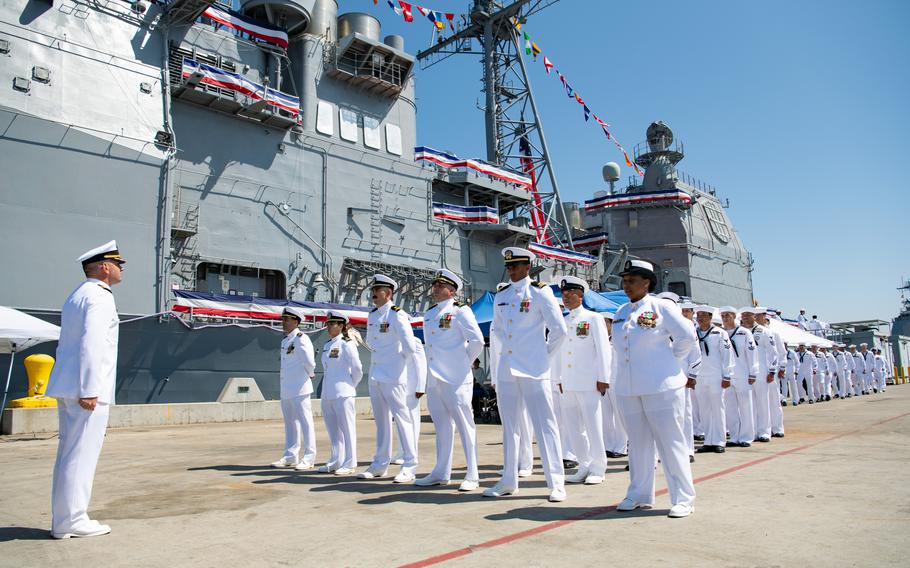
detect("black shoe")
[693,434,705,442]
[808,400,814,404]
[739,442,752,447]
[782,401,788,406]
[826,395,832,401]
[799,398,806,404]
[606,451,626,459]
[696,445,714,454]
[563,459,579,469]
[863,392,869,395]
[689,455,695,463]
[756,437,770,443]
[624,464,629,471]
[772,432,785,438]
[713,446,726,453]
[873,388,878,393]
[846,393,853,398]
[834,394,840,399]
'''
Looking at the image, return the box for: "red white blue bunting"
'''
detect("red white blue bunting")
[529,242,597,266]
[584,189,692,212]
[571,231,609,250]
[432,202,499,224]
[182,58,300,116]
[415,146,532,189]
[203,6,289,49]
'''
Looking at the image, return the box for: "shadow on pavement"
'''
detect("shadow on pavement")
[0,527,51,542]
[484,505,668,522]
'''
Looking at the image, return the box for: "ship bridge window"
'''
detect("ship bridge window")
[386,124,402,156]
[340,108,359,142]
[364,116,381,149]
[196,263,286,299]
[702,200,731,244]
[316,100,334,135]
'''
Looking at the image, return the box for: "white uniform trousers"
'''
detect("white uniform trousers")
[798,373,814,401]
[368,380,418,474]
[395,391,422,462]
[785,374,799,404]
[836,371,847,398]
[814,372,825,400]
[280,394,316,464]
[551,386,576,461]
[683,388,695,455]
[752,378,773,439]
[875,371,886,392]
[617,387,696,507]
[51,399,110,534]
[724,386,755,444]
[322,397,357,470]
[601,387,628,455]
[692,389,704,437]
[426,379,479,482]
[497,374,564,489]
[769,379,785,435]
[854,372,864,395]
[694,386,726,447]
[562,391,607,476]
[494,388,534,471]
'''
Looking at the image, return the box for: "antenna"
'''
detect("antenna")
[417,1,574,247]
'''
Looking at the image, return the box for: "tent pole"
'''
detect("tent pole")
[1,349,15,416]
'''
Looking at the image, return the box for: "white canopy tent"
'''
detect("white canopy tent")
[767,317,834,348]
[1,307,61,411]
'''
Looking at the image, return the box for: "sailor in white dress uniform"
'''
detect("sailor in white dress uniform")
[861,344,875,394]
[612,260,697,518]
[824,347,838,401]
[849,345,865,396]
[319,311,362,475]
[720,307,759,447]
[693,306,735,454]
[812,345,828,401]
[47,240,125,539]
[554,276,612,485]
[416,269,485,491]
[358,274,423,483]
[680,302,704,450]
[739,307,778,443]
[484,248,568,502]
[796,344,817,403]
[759,309,787,435]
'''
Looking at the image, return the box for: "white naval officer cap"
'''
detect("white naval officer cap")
[695,305,715,314]
[325,310,349,324]
[559,275,589,293]
[656,291,680,303]
[432,268,462,291]
[78,240,126,266]
[282,306,305,321]
[501,246,536,264]
[369,274,397,290]
[719,306,738,314]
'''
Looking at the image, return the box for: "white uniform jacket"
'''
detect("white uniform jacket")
[406,341,428,394]
[491,277,567,380]
[825,352,838,380]
[725,326,759,385]
[797,351,817,379]
[366,302,419,385]
[611,295,697,397]
[46,279,119,404]
[873,355,886,379]
[772,328,788,374]
[833,351,848,379]
[695,325,735,389]
[555,306,612,391]
[423,298,485,386]
[862,351,875,377]
[750,324,779,377]
[814,351,828,377]
[280,330,316,399]
[851,352,865,376]
[785,350,798,380]
[843,350,856,376]
[320,335,363,399]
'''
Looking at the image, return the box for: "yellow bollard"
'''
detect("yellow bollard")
[10,354,58,408]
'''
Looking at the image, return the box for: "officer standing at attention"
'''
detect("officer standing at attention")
[47,241,125,539]
[484,247,568,502]
[693,306,735,454]
[612,260,697,518]
[554,275,612,485]
[318,311,362,475]
[358,275,422,483]
[720,308,759,447]
[416,269,485,491]
[271,307,317,470]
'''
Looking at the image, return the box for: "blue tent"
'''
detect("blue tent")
[549,285,626,314]
[471,291,495,337]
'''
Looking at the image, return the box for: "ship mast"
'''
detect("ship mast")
[417,0,573,247]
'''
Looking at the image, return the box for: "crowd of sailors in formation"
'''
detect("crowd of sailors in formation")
[46,240,895,538]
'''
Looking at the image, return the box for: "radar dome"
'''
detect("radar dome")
[602,162,621,182]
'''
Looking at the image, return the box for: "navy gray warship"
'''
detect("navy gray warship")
[0,0,753,404]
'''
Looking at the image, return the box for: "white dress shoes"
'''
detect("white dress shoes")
[414,475,450,487]
[357,467,389,479]
[548,487,567,502]
[393,471,416,483]
[616,498,652,511]
[482,482,518,497]
[294,461,315,471]
[458,479,479,492]
[566,469,590,484]
[584,475,604,485]
[668,503,695,518]
[51,523,111,539]
[333,467,355,475]
[317,465,337,473]
[517,468,533,478]
[270,457,296,468]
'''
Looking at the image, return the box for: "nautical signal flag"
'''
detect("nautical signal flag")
[398,1,413,22]
[543,56,553,74]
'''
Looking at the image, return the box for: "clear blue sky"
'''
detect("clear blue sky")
[342,0,909,323]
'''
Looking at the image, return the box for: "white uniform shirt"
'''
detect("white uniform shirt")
[695,325,735,389]
[814,351,828,377]
[842,350,855,376]
[555,306,612,391]
[785,350,798,380]
[851,351,865,375]
[725,326,759,385]
[750,324,779,378]
[47,279,119,404]
[825,352,838,380]
[797,350,817,379]
[862,351,874,377]
[320,334,363,399]
[279,330,316,399]
[797,314,809,330]
[491,277,567,380]
[873,355,885,379]
[772,328,787,375]
[423,298,485,386]
[611,295,697,397]
[366,302,419,385]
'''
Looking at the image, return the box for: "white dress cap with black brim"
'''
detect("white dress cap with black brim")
[432,268,462,291]
[370,274,397,290]
[325,311,349,325]
[501,247,536,265]
[282,306,305,321]
[78,240,126,266]
[559,275,589,293]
